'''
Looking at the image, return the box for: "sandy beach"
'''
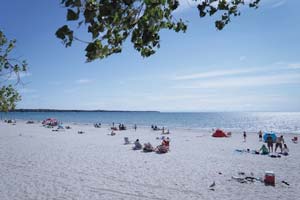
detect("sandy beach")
[0,121,299,200]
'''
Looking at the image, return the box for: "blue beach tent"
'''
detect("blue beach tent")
[263,132,277,142]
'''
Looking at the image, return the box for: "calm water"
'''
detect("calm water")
[1,112,300,133]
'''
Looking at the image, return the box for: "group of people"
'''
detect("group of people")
[133,137,170,154]
[94,123,101,128]
[264,134,288,154]
[242,130,290,156]
[151,125,170,135]
[110,123,127,131]
[118,124,126,130]
[151,125,161,131]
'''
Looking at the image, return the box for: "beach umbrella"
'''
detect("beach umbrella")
[263,132,277,142]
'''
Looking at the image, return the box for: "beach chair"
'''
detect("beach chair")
[124,137,130,144]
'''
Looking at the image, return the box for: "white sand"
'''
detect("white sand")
[0,121,299,200]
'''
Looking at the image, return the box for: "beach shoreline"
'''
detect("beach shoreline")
[0,120,299,200]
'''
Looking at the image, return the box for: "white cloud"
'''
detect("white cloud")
[176,0,198,13]
[288,63,300,69]
[173,68,258,80]
[174,73,300,89]
[75,79,93,84]
[271,0,286,8]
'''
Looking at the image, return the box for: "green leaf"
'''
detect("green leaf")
[67,9,79,21]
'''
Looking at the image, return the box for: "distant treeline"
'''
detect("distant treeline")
[9,109,159,113]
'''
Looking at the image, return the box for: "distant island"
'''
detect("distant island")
[9,109,159,113]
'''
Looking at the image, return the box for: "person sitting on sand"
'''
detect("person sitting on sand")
[155,144,169,154]
[292,136,298,143]
[143,143,154,152]
[275,135,285,153]
[259,144,269,155]
[110,131,116,136]
[281,144,289,156]
[266,134,274,153]
[162,137,170,147]
[133,139,142,150]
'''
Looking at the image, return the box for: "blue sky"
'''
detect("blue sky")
[1,0,299,111]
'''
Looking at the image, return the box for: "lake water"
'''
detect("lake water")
[1,112,300,134]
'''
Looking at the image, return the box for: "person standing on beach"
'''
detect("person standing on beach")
[275,135,285,153]
[266,134,274,153]
[134,124,137,131]
[258,130,263,142]
[243,131,247,142]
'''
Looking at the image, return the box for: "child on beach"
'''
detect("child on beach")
[258,130,263,142]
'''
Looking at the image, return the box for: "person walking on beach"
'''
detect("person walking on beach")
[258,130,263,142]
[243,131,247,142]
[134,124,137,131]
[266,134,274,153]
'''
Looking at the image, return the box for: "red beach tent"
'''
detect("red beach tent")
[212,129,227,137]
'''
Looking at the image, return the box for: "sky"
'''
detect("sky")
[1,0,300,112]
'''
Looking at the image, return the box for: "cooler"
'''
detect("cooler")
[264,171,275,186]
